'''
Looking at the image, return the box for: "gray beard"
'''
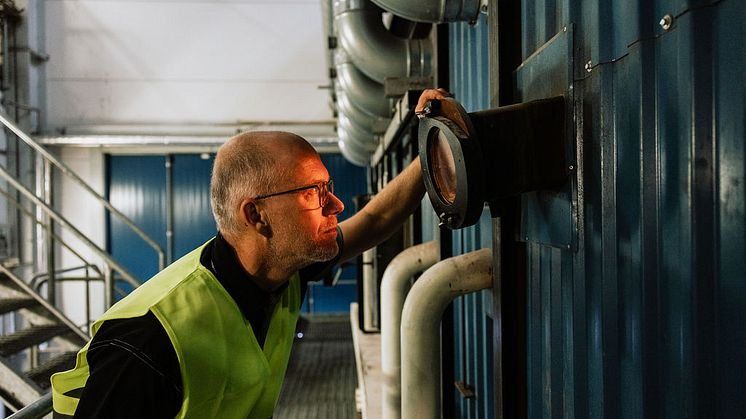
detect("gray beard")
[268,226,339,269]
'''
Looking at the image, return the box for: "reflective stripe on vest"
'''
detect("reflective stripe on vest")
[51,241,301,419]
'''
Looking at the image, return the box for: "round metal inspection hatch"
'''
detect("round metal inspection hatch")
[418,98,485,230]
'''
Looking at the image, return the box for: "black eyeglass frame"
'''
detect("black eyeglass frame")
[253,180,334,209]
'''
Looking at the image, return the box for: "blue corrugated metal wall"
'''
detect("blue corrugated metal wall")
[448,13,495,419]
[172,154,217,257]
[443,0,746,417]
[107,155,166,284]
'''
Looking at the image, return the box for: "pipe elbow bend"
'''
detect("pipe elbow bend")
[335,0,432,83]
[370,0,481,23]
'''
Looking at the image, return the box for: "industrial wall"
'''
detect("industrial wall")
[439,0,746,418]
[444,14,496,419]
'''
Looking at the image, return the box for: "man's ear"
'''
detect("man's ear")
[240,199,272,236]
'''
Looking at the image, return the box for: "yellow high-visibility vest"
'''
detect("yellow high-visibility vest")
[51,241,301,418]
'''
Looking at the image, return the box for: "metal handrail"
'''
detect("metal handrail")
[0,187,100,277]
[6,392,51,419]
[0,165,142,291]
[0,112,166,270]
[30,264,102,288]
[0,265,89,341]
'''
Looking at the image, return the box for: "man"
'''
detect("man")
[51,89,450,418]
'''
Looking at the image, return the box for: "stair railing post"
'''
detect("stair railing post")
[103,263,113,309]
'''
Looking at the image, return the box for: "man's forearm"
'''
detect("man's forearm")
[338,157,426,262]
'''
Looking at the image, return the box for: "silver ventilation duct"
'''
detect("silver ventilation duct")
[338,139,370,166]
[369,0,482,23]
[337,124,375,166]
[336,88,389,134]
[334,0,433,83]
[338,113,377,149]
[335,49,391,118]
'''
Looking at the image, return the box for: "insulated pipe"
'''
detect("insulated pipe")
[336,88,389,133]
[337,121,376,166]
[381,241,439,419]
[338,112,377,148]
[370,0,481,23]
[335,49,390,117]
[334,0,432,83]
[338,103,381,141]
[401,248,493,419]
[337,122,377,153]
[338,139,369,166]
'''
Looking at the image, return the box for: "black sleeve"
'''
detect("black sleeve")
[73,312,183,419]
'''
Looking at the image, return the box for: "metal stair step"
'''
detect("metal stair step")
[0,324,71,357]
[0,274,26,297]
[26,350,79,390]
[0,297,40,315]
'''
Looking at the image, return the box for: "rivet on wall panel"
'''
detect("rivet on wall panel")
[660,14,674,31]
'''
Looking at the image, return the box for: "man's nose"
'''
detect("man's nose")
[323,192,344,216]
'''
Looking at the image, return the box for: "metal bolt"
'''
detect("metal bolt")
[584,60,593,73]
[568,165,575,171]
[660,14,673,31]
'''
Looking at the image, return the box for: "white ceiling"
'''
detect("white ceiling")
[42,0,334,139]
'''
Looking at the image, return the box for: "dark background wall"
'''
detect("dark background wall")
[440,0,746,418]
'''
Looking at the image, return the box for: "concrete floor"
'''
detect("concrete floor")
[275,315,357,419]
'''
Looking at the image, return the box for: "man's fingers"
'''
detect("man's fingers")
[415,88,453,115]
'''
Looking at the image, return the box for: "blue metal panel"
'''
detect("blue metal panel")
[449,13,494,419]
[515,27,575,249]
[439,0,746,418]
[449,14,491,112]
[714,3,746,417]
[107,155,167,284]
[516,0,746,418]
[301,281,357,313]
[172,154,216,259]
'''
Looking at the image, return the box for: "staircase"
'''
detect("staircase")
[0,110,165,416]
[0,268,88,411]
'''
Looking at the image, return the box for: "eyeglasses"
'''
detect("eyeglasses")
[253,180,334,209]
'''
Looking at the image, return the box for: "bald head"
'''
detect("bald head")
[211,131,318,235]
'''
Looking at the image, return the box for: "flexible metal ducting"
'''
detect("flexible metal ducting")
[370,0,481,23]
[336,88,388,134]
[335,49,391,118]
[338,113,377,149]
[334,0,432,83]
[400,248,492,419]
[337,129,372,166]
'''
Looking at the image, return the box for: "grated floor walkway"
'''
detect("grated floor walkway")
[275,315,357,419]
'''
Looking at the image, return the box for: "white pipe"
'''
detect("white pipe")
[362,248,378,330]
[381,241,439,419]
[400,248,493,419]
